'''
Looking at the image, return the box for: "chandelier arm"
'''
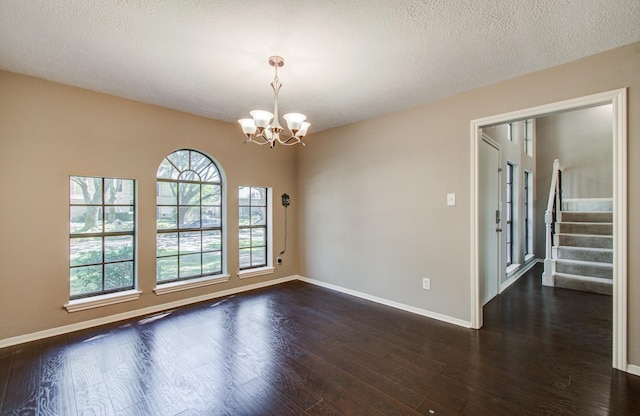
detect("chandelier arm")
[278,136,303,146]
[245,134,272,145]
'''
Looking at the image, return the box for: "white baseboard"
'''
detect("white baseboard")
[500,259,540,293]
[297,275,472,328]
[0,275,298,349]
[627,364,640,377]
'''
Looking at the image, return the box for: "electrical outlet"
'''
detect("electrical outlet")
[422,278,431,290]
[277,257,283,265]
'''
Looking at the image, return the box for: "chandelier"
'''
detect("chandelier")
[238,56,310,148]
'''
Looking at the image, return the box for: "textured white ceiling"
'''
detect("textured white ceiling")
[1,0,639,132]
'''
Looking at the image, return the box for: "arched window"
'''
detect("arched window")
[156,149,223,283]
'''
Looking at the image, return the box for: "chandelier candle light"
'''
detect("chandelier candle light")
[238,56,310,148]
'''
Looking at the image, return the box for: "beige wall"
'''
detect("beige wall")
[297,42,640,364]
[537,105,613,199]
[0,71,298,340]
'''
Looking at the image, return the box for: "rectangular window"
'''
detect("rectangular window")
[70,176,135,299]
[505,163,514,266]
[506,122,513,142]
[524,171,534,256]
[524,119,533,156]
[239,186,269,270]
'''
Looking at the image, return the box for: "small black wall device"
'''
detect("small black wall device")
[281,193,290,207]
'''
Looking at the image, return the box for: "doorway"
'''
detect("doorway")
[469,89,627,371]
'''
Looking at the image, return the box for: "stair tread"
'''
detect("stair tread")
[555,258,613,267]
[553,272,613,283]
[562,211,613,214]
[556,233,612,238]
[556,246,613,252]
[560,209,613,214]
[557,221,612,225]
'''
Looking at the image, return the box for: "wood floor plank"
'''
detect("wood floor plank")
[2,345,40,415]
[38,339,76,416]
[0,347,13,411]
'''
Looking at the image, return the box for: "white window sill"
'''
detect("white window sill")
[238,266,275,279]
[154,274,230,296]
[506,263,521,276]
[64,289,142,313]
[524,254,536,263]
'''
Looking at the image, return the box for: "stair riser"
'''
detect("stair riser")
[555,234,612,249]
[562,199,612,212]
[560,212,613,223]
[556,261,613,279]
[557,248,613,263]
[555,223,612,235]
[554,275,612,295]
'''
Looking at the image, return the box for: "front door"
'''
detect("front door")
[479,136,501,306]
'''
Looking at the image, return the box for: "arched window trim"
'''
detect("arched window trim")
[155,149,229,295]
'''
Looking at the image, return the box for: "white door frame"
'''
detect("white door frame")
[469,89,628,371]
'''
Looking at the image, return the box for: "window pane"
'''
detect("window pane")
[203,251,222,274]
[239,186,250,206]
[104,179,134,205]
[157,206,177,230]
[202,230,221,251]
[251,247,266,267]
[180,232,201,254]
[199,163,220,183]
[105,262,134,290]
[167,150,190,172]
[179,183,201,205]
[180,254,201,277]
[179,206,200,229]
[180,170,202,182]
[252,187,266,206]
[251,207,266,225]
[105,235,134,263]
[202,184,221,206]
[239,229,251,248]
[191,152,210,174]
[157,182,177,205]
[157,233,178,257]
[157,159,179,179]
[104,206,134,232]
[202,207,221,228]
[251,228,266,246]
[70,177,102,205]
[70,237,102,267]
[70,206,103,234]
[239,207,251,226]
[70,265,102,297]
[157,257,177,282]
[239,248,251,269]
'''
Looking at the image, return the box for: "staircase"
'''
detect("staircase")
[552,199,613,295]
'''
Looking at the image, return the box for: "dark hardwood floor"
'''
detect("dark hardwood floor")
[1,263,639,415]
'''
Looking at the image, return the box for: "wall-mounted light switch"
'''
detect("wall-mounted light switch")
[447,193,456,206]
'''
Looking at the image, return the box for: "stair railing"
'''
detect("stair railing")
[543,159,562,286]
